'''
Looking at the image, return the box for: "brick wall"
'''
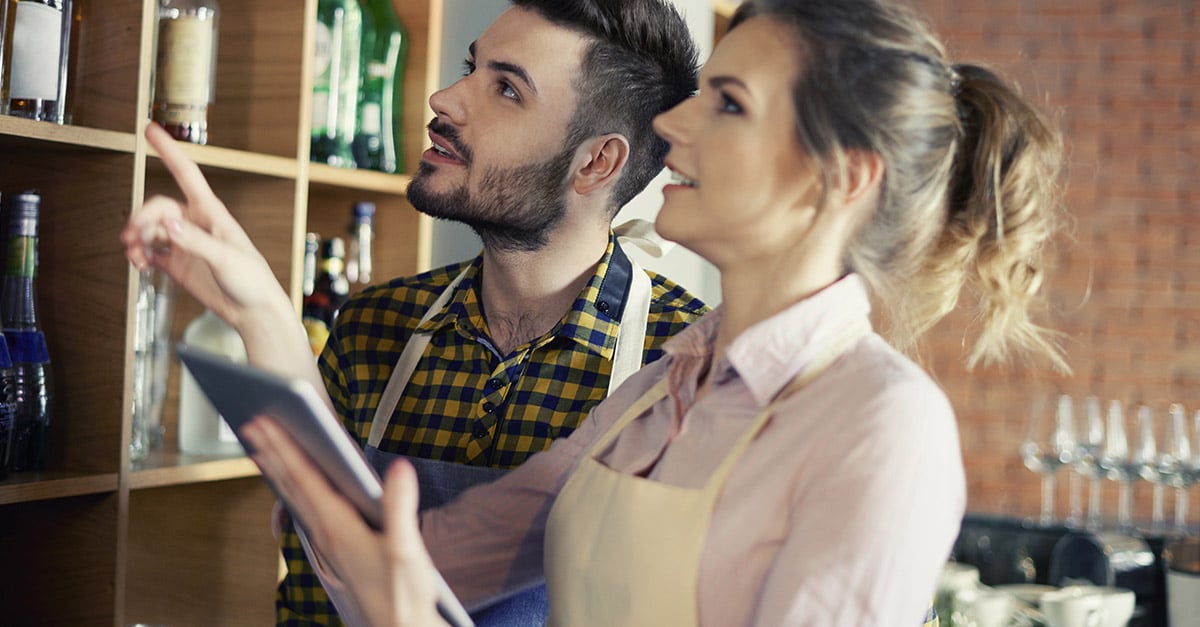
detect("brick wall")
[909,0,1199,527]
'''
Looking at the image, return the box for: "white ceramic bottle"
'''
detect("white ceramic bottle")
[178,309,246,456]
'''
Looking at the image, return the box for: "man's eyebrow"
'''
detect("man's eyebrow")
[467,41,539,96]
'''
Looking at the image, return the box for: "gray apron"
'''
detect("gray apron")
[302,250,653,626]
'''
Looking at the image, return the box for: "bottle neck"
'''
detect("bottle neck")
[2,234,39,330]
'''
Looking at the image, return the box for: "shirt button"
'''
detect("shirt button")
[597,300,610,313]
[482,401,496,413]
[472,421,489,439]
[487,378,503,390]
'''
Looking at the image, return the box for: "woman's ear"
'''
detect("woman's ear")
[840,149,886,208]
[572,134,630,196]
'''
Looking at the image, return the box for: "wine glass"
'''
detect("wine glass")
[1162,404,1193,536]
[1141,404,1182,535]
[1074,395,1106,530]
[1097,400,1145,534]
[1021,394,1076,526]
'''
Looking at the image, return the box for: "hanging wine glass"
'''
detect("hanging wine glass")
[1074,395,1106,530]
[1021,394,1075,526]
[1138,405,1175,535]
[1163,404,1193,536]
[1097,400,1143,534]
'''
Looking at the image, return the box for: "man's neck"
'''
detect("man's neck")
[477,226,610,355]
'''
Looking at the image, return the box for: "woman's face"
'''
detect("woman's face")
[652,16,822,269]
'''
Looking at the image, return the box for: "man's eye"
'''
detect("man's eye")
[719,92,743,114]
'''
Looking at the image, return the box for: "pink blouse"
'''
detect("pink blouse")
[422,275,966,626]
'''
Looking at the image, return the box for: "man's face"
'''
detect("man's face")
[407,7,589,251]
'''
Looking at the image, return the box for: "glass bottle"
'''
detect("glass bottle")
[0,328,14,479]
[303,236,349,332]
[310,0,362,168]
[153,0,220,144]
[5,0,77,123]
[345,201,374,285]
[1,190,53,472]
[129,269,174,464]
[353,0,408,173]
[300,232,327,356]
[0,191,15,478]
[0,0,10,113]
[177,309,245,456]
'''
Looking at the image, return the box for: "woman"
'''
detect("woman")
[243,0,1069,624]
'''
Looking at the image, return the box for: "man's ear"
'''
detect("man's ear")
[572,134,630,196]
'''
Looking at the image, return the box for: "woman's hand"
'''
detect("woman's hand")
[119,123,294,340]
[241,416,447,627]
[120,123,318,382]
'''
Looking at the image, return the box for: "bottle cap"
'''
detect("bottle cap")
[6,190,42,221]
[322,236,346,259]
[352,201,376,220]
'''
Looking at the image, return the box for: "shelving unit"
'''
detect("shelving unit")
[0,0,437,623]
[0,1,728,623]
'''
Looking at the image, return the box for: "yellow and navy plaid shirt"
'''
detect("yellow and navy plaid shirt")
[277,235,709,625]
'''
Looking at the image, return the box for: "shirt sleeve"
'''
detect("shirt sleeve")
[752,379,966,626]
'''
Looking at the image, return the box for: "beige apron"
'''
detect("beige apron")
[543,319,870,626]
[300,235,657,626]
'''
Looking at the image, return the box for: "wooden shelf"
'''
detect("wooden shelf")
[309,162,412,194]
[0,471,120,505]
[147,141,301,180]
[128,450,262,490]
[0,116,136,153]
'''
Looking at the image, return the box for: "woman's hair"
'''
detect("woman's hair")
[732,0,1068,371]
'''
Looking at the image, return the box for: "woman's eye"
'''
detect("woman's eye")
[461,59,476,76]
[499,82,519,101]
[719,92,743,114]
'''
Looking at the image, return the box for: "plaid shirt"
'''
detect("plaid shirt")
[277,235,709,625]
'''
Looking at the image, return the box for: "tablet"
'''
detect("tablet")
[176,344,475,627]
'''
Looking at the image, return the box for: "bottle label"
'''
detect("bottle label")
[311,23,334,134]
[5,238,36,278]
[359,102,381,136]
[10,2,64,101]
[156,16,217,108]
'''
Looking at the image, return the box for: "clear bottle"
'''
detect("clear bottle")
[353,0,408,173]
[177,309,245,456]
[310,0,363,168]
[153,0,220,145]
[5,0,78,123]
[1,190,53,472]
[345,201,374,285]
[0,191,15,478]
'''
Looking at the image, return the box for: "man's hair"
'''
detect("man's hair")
[512,0,700,214]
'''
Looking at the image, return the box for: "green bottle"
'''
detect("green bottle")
[311,0,363,168]
[352,0,408,173]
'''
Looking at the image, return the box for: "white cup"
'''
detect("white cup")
[1167,570,1200,627]
[959,589,1013,627]
[1165,537,1200,627]
[1041,586,1107,627]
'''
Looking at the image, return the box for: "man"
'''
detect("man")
[276,2,705,623]
[122,0,702,624]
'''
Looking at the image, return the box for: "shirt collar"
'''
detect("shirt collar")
[664,274,874,407]
[414,233,634,359]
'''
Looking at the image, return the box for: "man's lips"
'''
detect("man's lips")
[426,129,467,165]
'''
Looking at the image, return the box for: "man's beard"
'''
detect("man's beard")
[407,128,575,253]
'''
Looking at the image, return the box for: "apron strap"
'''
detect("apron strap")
[367,267,471,448]
[607,256,652,395]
